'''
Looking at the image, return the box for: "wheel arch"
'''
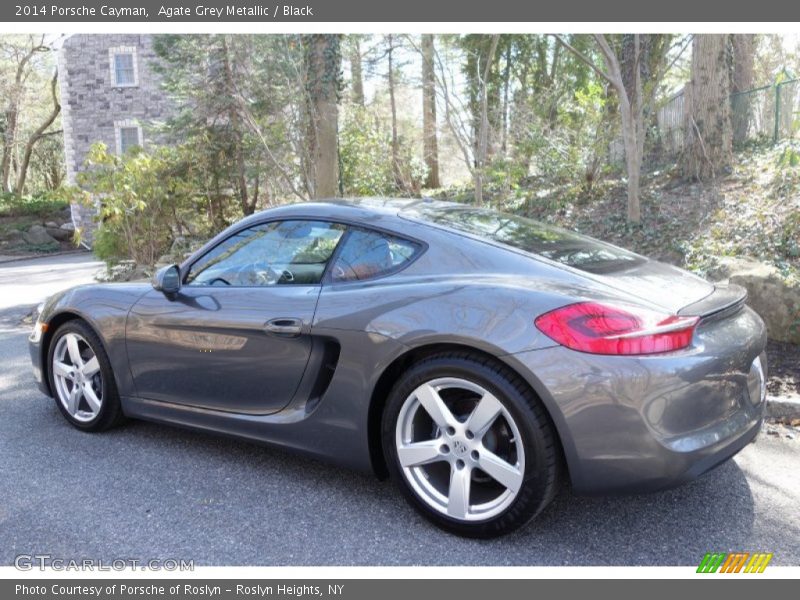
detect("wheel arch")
[366,342,570,483]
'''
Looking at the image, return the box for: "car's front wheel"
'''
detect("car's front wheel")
[382,352,560,538]
[47,320,124,432]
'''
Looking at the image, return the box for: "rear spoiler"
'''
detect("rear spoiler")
[677,283,748,318]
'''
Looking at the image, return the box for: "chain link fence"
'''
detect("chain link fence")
[653,79,799,159]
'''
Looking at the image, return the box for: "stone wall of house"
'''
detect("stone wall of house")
[59,34,174,245]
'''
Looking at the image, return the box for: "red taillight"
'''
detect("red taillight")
[534,301,698,355]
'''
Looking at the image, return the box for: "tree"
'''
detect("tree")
[681,34,733,181]
[555,34,645,222]
[730,34,756,144]
[14,69,60,195]
[554,34,681,222]
[347,35,365,107]
[303,34,341,198]
[474,35,501,205]
[0,34,61,195]
[421,34,440,188]
[154,35,307,227]
[426,34,499,204]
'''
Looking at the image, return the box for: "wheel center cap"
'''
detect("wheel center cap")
[453,440,468,455]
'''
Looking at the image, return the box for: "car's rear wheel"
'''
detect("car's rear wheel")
[48,320,124,432]
[382,352,560,538]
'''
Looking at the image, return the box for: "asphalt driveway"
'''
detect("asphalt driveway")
[1,254,798,566]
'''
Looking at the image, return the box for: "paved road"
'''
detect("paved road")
[1,254,798,566]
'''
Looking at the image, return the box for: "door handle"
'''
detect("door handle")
[264,318,303,337]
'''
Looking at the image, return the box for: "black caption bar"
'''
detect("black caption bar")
[2,0,800,22]
[3,580,793,600]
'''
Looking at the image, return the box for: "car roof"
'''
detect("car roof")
[236,197,462,230]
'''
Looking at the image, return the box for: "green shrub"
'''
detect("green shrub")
[0,189,72,218]
[77,143,196,267]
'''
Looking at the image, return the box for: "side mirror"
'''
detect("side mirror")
[152,264,181,296]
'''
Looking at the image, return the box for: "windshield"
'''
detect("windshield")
[404,205,643,273]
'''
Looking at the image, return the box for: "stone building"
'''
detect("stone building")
[58,34,174,242]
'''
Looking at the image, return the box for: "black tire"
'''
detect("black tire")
[382,351,560,538]
[47,320,125,432]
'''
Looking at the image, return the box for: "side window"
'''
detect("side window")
[186,220,345,287]
[331,228,421,282]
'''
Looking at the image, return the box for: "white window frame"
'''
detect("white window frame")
[109,46,139,87]
[115,120,143,155]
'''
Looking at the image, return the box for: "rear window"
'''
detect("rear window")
[404,205,642,273]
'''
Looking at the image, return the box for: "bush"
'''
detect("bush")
[0,190,71,218]
[77,143,196,267]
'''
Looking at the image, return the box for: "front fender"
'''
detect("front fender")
[36,283,151,399]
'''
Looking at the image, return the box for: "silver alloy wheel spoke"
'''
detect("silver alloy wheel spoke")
[82,383,102,412]
[465,392,503,438]
[414,383,457,430]
[397,438,446,468]
[478,448,524,493]
[65,334,84,368]
[52,361,72,379]
[67,386,80,415]
[447,465,471,519]
[82,356,100,377]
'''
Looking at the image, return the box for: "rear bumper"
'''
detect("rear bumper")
[507,305,767,494]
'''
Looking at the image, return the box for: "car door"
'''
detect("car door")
[126,219,346,414]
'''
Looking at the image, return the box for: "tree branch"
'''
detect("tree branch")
[552,34,615,87]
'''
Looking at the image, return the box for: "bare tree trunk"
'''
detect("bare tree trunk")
[14,70,61,196]
[501,44,511,155]
[387,35,403,191]
[2,106,20,194]
[421,34,440,189]
[349,36,365,107]
[682,34,732,181]
[474,35,500,206]
[730,34,755,145]
[221,36,253,214]
[305,34,341,198]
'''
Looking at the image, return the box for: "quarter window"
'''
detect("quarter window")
[331,229,420,282]
[186,220,345,287]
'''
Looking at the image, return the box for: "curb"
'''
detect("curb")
[766,395,800,420]
[0,249,91,265]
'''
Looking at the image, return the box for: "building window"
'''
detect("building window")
[115,121,142,155]
[108,46,138,87]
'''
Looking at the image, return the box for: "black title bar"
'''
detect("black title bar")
[3,0,800,22]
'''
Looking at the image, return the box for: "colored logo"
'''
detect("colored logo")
[697,552,773,573]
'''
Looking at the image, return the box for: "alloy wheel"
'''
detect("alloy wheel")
[395,377,525,521]
[52,332,104,423]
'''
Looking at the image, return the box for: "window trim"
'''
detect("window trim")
[108,46,139,87]
[180,217,427,289]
